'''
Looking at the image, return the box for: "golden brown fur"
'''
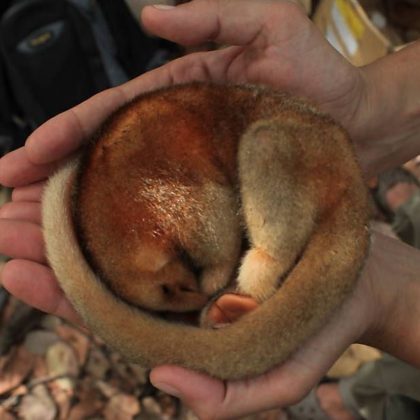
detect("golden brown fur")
[42,82,370,380]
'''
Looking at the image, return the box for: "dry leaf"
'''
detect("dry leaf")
[18,384,57,420]
[85,348,110,379]
[109,353,135,385]
[142,396,163,417]
[0,346,35,395]
[32,355,48,380]
[68,400,103,420]
[179,407,199,420]
[104,393,141,420]
[46,342,79,392]
[10,384,27,399]
[111,360,139,389]
[55,324,90,365]
[1,392,21,411]
[158,393,178,419]
[24,330,59,356]
[327,344,382,379]
[40,315,63,331]
[96,379,120,399]
[128,363,148,385]
[48,383,72,420]
[0,406,15,420]
[46,342,79,377]
[0,297,20,332]
[68,378,103,420]
[0,297,13,328]
[352,344,382,363]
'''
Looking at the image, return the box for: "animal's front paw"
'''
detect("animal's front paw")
[200,264,235,296]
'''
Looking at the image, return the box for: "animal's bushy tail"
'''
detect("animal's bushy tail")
[43,146,369,380]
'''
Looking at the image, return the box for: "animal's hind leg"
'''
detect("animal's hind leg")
[237,119,318,301]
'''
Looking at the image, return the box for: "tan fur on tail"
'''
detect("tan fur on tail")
[42,83,370,380]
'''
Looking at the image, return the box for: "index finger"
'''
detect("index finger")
[141,0,304,47]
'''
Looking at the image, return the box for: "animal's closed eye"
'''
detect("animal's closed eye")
[161,284,173,296]
[179,286,195,293]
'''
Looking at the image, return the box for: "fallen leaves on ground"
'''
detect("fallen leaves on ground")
[0,297,286,419]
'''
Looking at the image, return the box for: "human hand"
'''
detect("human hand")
[149,233,420,419]
[0,0,366,322]
[2,1,419,418]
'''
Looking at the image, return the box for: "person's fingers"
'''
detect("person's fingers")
[0,147,58,188]
[12,181,45,202]
[0,201,42,225]
[150,366,228,417]
[151,351,327,419]
[151,362,310,419]
[0,220,45,263]
[142,0,353,100]
[1,259,82,324]
[150,273,372,419]
[142,0,303,47]
[150,349,335,418]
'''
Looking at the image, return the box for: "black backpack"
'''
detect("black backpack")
[0,0,179,154]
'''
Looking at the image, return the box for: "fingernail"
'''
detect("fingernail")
[152,4,175,10]
[152,381,181,398]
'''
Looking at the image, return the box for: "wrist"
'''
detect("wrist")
[360,234,420,367]
[350,42,420,177]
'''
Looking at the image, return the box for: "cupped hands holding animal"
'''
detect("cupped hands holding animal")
[1,0,420,419]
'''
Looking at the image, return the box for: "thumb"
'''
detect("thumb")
[141,0,289,47]
[150,365,227,418]
[150,364,301,419]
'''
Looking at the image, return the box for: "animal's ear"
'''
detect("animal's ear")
[201,293,259,328]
